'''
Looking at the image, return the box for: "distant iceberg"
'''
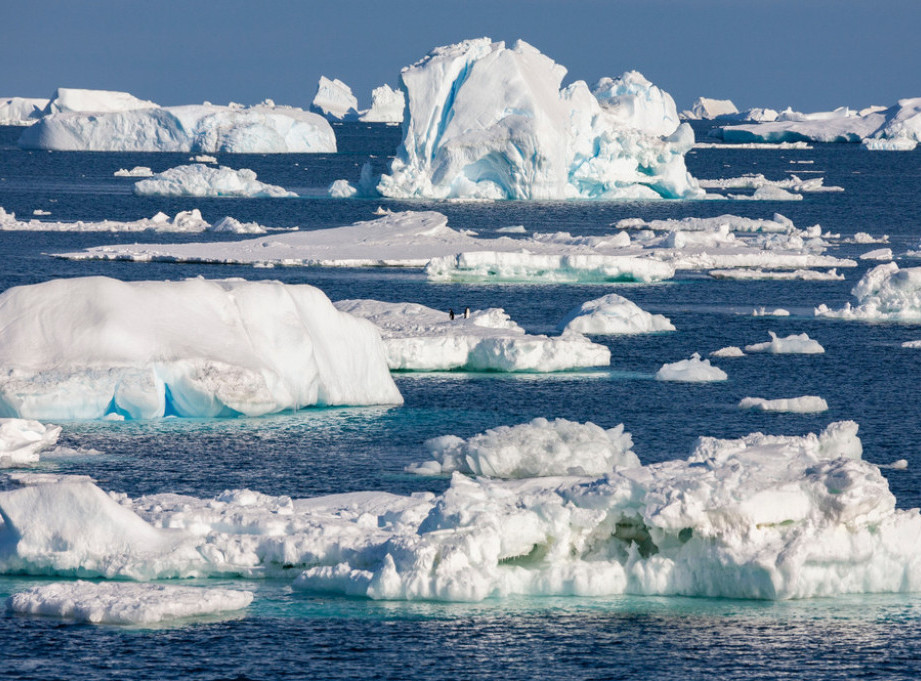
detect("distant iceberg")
[0,418,61,467]
[375,38,703,200]
[0,97,48,125]
[681,97,739,120]
[133,164,297,198]
[0,277,402,419]
[19,90,336,153]
[739,396,828,413]
[310,76,360,120]
[744,331,825,354]
[358,84,405,123]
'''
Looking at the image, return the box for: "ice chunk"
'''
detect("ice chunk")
[557,294,675,335]
[358,84,405,123]
[698,173,843,194]
[0,207,264,234]
[191,154,218,164]
[744,331,825,354]
[334,299,610,372]
[113,166,153,177]
[8,581,253,625]
[816,263,921,322]
[681,97,739,120]
[859,248,893,261]
[0,418,61,467]
[133,164,296,198]
[0,97,48,125]
[310,77,360,120]
[710,268,843,281]
[19,100,336,153]
[710,346,745,358]
[752,307,791,317]
[410,417,639,477]
[738,396,829,413]
[376,39,702,200]
[655,353,728,382]
[0,277,402,419]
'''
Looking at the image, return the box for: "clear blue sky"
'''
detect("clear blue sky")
[3,0,919,112]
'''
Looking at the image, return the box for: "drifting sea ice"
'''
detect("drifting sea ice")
[710,268,844,281]
[752,307,791,317]
[409,418,640,477]
[0,418,61,467]
[0,207,265,234]
[655,353,728,382]
[0,277,402,419]
[8,581,254,625]
[815,263,921,322]
[697,173,843,193]
[859,248,893,261]
[711,346,745,358]
[113,166,153,177]
[744,331,825,354]
[133,164,297,198]
[557,294,675,335]
[738,396,829,413]
[334,299,610,372]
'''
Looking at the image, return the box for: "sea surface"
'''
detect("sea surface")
[1,122,920,679]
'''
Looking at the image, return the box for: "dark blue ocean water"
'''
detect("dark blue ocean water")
[1,122,921,679]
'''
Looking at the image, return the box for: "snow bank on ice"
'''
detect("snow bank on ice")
[0,277,402,419]
[8,581,253,625]
[133,165,296,198]
[376,38,702,200]
[815,263,921,322]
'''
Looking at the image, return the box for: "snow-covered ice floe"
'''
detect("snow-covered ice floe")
[739,396,829,413]
[373,38,703,200]
[711,346,745,358]
[113,166,153,177]
[4,421,920,601]
[693,142,812,150]
[0,418,61,467]
[19,89,336,153]
[0,277,402,419]
[557,294,674,335]
[697,173,844,197]
[816,263,921,322]
[408,417,640,477]
[859,248,893,262]
[334,300,610,372]
[655,353,728,382]
[133,164,296,198]
[0,207,265,234]
[8,581,253,625]
[752,307,791,317]
[745,331,825,354]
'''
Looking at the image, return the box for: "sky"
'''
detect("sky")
[2,0,920,113]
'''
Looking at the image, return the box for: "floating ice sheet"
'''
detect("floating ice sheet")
[133,164,296,198]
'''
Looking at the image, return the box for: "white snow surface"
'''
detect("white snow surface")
[557,294,675,335]
[19,100,336,153]
[0,97,48,125]
[376,39,703,200]
[0,277,402,419]
[334,299,610,372]
[8,581,253,624]
[744,331,825,354]
[656,353,728,382]
[815,263,921,322]
[410,418,640,477]
[0,207,265,234]
[739,396,829,413]
[133,164,296,198]
[0,419,62,467]
[359,85,405,123]
[310,77,360,120]
[4,421,919,601]
[41,88,158,115]
[681,97,739,120]
[697,173,843,194]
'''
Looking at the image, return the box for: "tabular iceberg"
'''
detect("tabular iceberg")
[133,164,297,198]
[375,38,703,200]
[0,277,402,419]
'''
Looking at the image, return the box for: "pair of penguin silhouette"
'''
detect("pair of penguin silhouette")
[448,307,470,321]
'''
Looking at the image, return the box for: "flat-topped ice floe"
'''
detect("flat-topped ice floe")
[0,418,61,467]
[409,417,639,477]
[133,164,296,198]
[739,396,829,413]
[334,299,610,372]
[656,353,727,382]
[816,263,921,322]
[8,581,254,625]
[4,421,919,601]
[0,207,265,234]
[19,94,336,153]
[0,277,401,419]
[375,38,703,200]
[557,294,674,335]
[745,331,825,354]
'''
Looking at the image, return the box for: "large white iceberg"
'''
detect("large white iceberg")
[816,262,921,321]
[681,97,739,120]
[375,39,703,200]
[358,85,405,123]
[0,207,265,234]
[557,293,675,335]
[410,417,640,477]
[8,581,253,625]
[0,277,402,419]
[133,164,296,198]
[19,97,336,153]
[41,87,157,115]
[0,97,48,125]
[334,299,610,372]
[310,77,360,120]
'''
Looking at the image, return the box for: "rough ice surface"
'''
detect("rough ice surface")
[310,77,360,120]
[133,164,296,198]
[557,294,675,335]
[815,263,921,322]
[0,419,61,467]
[8,581,253,625]
[681,97,739,120]
[739,396,829,413]
[655,353,728,382]
[711,346,745,358]
[0,97,49,125]
[0,277,402,419]
[409,418,640,477]
[359,85,405,123]
[113,166,153,177]
[901,340,921,349]
[698,173,843,194]
[745,331,825,354]
[334,299,610,372]
[19,99,336,153]
[0,207,265,234]
[376,38,703,200]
